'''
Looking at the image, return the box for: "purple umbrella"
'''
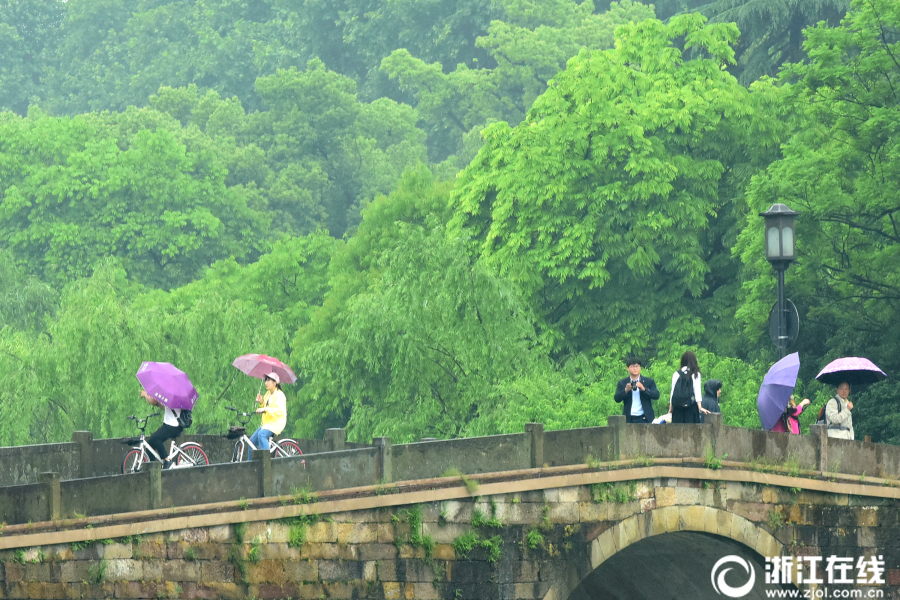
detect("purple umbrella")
[815,357,887,386]
[757,352,800,431]
[135,362,199,411]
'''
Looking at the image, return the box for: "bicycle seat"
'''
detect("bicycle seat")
[225,426,246,439]
[121,437,141,445]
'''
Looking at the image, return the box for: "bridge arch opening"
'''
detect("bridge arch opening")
[567,531,776,599]
[544,506,797,600]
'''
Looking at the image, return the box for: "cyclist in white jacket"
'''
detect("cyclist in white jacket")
[140,389,183,468]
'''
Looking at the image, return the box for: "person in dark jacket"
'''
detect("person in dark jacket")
[699,379,722,424]
[614,357,660,423]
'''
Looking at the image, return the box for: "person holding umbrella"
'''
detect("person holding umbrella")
[770,395,810,435]
[140,389,184,469]
[824,382,854,440]
[135,361,199,469]
[757,353,801,432]
[815,357,887,441]
[246,372,287,459]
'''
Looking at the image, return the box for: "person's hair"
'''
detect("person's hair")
[625,357,642,367]
[785,395,799,417]
[680,351,700,377]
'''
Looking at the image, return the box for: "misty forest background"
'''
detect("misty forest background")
[1,0,899,447]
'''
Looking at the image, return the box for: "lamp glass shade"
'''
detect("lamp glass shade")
[781,226,794,258]
[767,226,781,259]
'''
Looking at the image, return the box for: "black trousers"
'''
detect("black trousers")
[147,423,183,462]
[626,414,650,423]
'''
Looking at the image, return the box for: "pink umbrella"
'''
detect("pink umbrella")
[232,354,297,384]
[815,357,887,386]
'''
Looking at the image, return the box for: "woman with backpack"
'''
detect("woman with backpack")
[139,388,185,469]
[821,382,854,440]
[668,351,711,423]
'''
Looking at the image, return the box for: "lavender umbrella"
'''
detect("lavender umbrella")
[757,352,800,431]
[135,362,199,411]
[815,357,887,386]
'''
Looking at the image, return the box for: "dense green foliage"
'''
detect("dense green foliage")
[1,0,899,447]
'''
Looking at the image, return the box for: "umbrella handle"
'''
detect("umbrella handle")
[212,371,238,406]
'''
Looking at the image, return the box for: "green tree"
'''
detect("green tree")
[0,258,307,444]
[736,0,900,442]
[453,14,764,358]
[0,0,64,114]
[382,0,655,165]
[691,0,850,84]
[0,110,268,288]
[283,0,500,101]
[0,250,58,333]
[251,61,427,235]
[44,0,304,114]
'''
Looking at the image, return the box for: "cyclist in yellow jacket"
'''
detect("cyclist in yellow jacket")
[247,373,287,459]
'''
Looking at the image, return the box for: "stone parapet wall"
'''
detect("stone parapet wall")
[0,428,367,487]
[3,416,900,527]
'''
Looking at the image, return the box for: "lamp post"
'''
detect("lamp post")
[760,203,800,358]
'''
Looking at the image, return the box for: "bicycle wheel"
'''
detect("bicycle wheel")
[123,449,148,474]
[232,440,245,462]
[176,443,209,467]
[273,440,302,458]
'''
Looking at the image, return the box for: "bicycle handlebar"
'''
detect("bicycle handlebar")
[126,413,161,429]
[225,405,255,425]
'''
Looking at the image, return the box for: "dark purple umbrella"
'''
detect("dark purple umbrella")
[135,362,199,411]
[757,352,800,431]
[815,357,887,386]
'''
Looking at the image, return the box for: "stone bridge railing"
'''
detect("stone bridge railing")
[0,415,898,526]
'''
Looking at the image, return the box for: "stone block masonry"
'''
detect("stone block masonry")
[0,469,898,599]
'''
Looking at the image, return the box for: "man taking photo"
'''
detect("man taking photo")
[614,357,660,424]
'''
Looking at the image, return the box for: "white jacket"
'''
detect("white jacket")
[825,396,853,440]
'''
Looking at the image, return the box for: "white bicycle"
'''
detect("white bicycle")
[224,406,304,463]
[122,413,209,473]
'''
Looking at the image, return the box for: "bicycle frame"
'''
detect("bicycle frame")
[130,438,195,468]
[234,432,292,459]
[123,413,205,471]
[224,406,303,463]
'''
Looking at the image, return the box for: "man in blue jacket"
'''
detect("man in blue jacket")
[614,357,660,423]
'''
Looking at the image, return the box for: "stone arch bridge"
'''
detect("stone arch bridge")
[0,415,897,599]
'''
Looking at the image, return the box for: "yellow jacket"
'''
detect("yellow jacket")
[259,389,287,435]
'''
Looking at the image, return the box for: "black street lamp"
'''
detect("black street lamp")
[760,203,800,357]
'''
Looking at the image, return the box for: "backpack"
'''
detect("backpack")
[177,409,193,429]
[815,398,840,426]
[671,371,695,408]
